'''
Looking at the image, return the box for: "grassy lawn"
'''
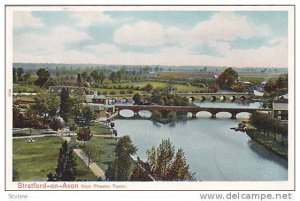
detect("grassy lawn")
[74,135,117,172]
[13,84,42,93]
[90,123,111,136]
[13,128,57,136]
[13,136,96,181]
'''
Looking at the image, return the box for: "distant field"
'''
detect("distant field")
[13,136,96,181]
[160,72,215,79]
[92,81,206,94]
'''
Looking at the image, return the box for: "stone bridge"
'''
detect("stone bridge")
[107,92,252,103]
[115,105,269,119]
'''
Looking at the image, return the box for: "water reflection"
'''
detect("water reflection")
[115,110,287,181]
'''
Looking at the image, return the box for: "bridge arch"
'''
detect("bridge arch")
[236,112,252,119]
[189,97,195,102]
[195,111,211,118]
[240,96,246,102]
[138,110,152,118]
[216,111,232,118]
[230,96,236,102]
[119,109,135,118]
[220,95,226,101]
[210,96,217,102]
[201,96,206,102]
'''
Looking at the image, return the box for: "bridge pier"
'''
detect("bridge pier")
[231,113,237,119]
[211,113,216,119]
[191,112,197,118]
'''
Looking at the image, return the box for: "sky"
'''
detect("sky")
[13,10,289,67]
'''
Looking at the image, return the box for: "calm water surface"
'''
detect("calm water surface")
[115,102,288,181]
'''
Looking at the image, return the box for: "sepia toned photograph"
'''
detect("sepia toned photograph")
[5,5,295,190]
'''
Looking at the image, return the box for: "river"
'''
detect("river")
[114,101,288,181]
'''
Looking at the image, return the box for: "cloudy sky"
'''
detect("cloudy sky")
[13,10,288,67]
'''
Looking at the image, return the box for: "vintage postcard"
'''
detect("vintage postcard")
[5,5,295,191]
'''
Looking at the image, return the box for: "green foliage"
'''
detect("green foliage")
[264,74,288,95]
[77,127,93,145]
[145,139,195,181]
[151,88,189,106]
[105,136,137,181]
[151,110,163,121]
[60,88,71,122]
[32,90,60,119]
[70,95,83,120]
[208,83,219,92]
[34,68,50,87]
[82,105,96,124]
[17,67,24,82]
[47,141,77,181]
[49,117,63,131]
[67,119,78,131]
[109,72,117,83]
[232,82,250,93]
[141,83,153,92]
[133,93,141,105]
[250,112,288,140]
[216,67,239,90]
[167,111,177,122]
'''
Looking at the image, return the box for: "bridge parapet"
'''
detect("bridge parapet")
[115,105,269,119]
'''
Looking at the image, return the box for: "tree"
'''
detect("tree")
[47,141,77,181]
[32,91,60,119]
[116,69,124,83]
[105,136,137,181]
[216,67,239,90]
[16,67,24,82]
[141,83,153,92]
[145,139,195,181]
[60,88,71,122]
[82,105,96,124]
[49,117,63,131]
[34,68,50,87]
[23,72,31,82]
[77,127,93,146]
[151,110,162,121]
[109,72,117,83]
[208,83,219,92]
[90,70,100,84]
[70,95,83,120]
[99,70,105,84]
[133,93,141,105]
[55,66,60,78]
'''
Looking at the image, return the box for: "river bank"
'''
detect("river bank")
[246,128,288,160]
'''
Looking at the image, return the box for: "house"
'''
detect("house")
[90,92,108,105]
[272,94,288,120]
[85,103,115,118]
[85,103,107,118]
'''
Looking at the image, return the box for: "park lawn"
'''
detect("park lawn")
[13,136,96,181]
[76,136,117,172]
[13,84,42,93]
[90,123,111,136]
[13,128,57,136]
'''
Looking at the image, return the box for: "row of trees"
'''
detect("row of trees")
[250,112,288,143]
[151,88,189,106]
[105,137,195,181]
